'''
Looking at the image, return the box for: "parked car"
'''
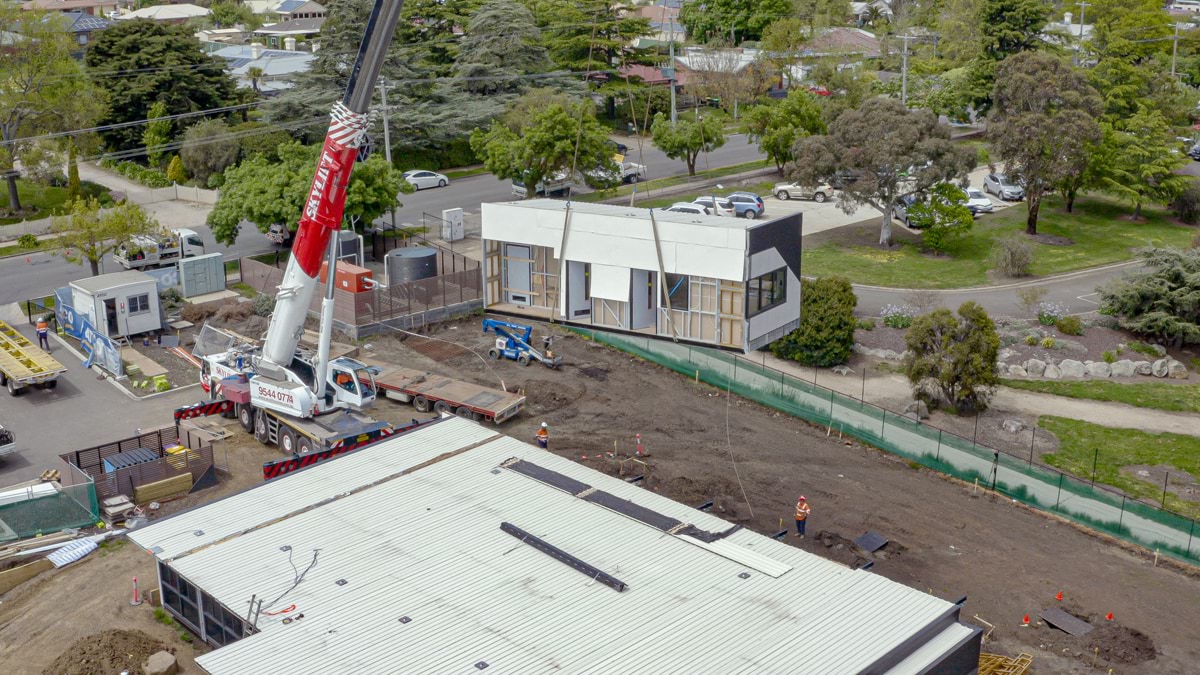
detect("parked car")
[691,196,736,217]
[1189,144,1200,161]
[402,169,450,190]
[726,192,765,219]
[963,187,994,215]
[893,194,923,227]
[266,222,292,246]
[983,173,1024,201]
[663,202,709,215]
[774,182,834,202]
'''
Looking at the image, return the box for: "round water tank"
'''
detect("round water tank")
[385,247,438,285]
[337,230,361,262]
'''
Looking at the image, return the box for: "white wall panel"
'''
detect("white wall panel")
[590,263,631,301]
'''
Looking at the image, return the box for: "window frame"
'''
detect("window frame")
[128,293,151,315]
[746,268,787,317]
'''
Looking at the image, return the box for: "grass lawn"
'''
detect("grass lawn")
[801,193,1198,289]
[1040,416,1200,519]
[0,236,58,258]
[445,167,488,180]
[229,282,258,299]
[0,180,112,225]
[576,159,772,203]
[1003,379,1200,414]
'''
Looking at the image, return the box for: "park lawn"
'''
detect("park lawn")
[800,193,1197,289]
[1003,379,1200,414]
[1040,416,1200,519]
[0,180,111,225]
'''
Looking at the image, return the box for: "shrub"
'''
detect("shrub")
[1102,350,1116,363]
[991,234,1034,277]
[1171,179,1200,224]
[1099,247,1200,346]
[881,304,917,329]
[160,287,183,308]
[856,318,876,331]
[1055,315,1084,336]
[17,233,38,249]
[252,292,276,317]
[770,276,857,367]
[1040,337,1056,349]
[1025,334,1039,346]
[1015,286,1047,316]
[904,301,1000,413]
[1127,341,1161,357]
[166,155,188,184]
[1036,301,1068,326]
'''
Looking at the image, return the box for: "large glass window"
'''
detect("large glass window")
[747,268,786,317]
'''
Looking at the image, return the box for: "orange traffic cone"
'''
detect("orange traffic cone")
[1055,591,1064,601]
[1106,612,1114,621]
[1021,614,1030,626]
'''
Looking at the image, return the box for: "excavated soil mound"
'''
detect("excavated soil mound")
[1086,624,1157,665]
[43,629,172,675]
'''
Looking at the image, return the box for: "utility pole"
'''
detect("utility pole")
[378,77,396,232]
[1074,1,1090,66]
[898,35,916,107]
[669,19,677,128]
[1172,20,1182,78]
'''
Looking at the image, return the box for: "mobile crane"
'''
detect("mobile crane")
[173,0,409,457]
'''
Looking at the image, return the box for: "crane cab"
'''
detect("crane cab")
[328,357,377,409]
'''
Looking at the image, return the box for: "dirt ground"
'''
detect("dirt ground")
[4,314,1200,673]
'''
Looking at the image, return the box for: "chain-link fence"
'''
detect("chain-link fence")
[572,328,1200,565]
[0,464,98,541]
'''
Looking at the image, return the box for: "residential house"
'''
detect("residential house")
[1044,11,1094,53]
[849,0,893,25]
[21,0,116,17]
[115,3,209,23]
[778,27,882,86]
[58,10,111,51]
[272,0,324,20]
[214,42,315,93]
[254,16,323,49]
[481,200,802,353]
[632,1,684,48]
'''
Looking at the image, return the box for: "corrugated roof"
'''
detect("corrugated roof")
[131,417,974,673]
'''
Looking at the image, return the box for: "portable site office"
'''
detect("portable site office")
[129,416,981,674]
[481,200,802,353]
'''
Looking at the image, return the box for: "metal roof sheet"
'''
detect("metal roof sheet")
[131,417,972,674]
[68,270,156,294]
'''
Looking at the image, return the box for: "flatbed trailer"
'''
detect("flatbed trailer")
[366,361,525,424]
[0,319,66,396]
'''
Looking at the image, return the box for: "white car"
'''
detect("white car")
[402,169,449,190]
[691,196,736,217]
[963,187,994,214]
[663,202,709,215]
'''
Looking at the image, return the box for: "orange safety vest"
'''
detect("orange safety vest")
[536,428,549,441]
[795,501,811,521]
[36,320,48,335]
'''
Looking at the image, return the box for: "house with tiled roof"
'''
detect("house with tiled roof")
[21,0,116,17]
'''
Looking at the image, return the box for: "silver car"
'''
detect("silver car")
[402,169,450,190]
[774,182,834,202]
[983,173,1024,201]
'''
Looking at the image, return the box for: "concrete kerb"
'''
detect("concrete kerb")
[597,166,778,206]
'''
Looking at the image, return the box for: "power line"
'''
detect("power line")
[0,102,263,147]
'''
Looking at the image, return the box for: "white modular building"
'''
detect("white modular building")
[68,270,162,338]
[481,200,802,352]
[129,416,983,674]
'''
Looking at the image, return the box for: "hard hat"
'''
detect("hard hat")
[799,495,806,501]
[541,422,548,428]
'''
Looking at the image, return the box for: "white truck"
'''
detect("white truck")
[512,172,574,198]
[114,228,205,270]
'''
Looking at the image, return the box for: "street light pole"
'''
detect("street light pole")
[669,19,678,128]
[1074,1,1090,66]
[378,77,397,232]
[1172,21,1182,78]
[898,35,916,107]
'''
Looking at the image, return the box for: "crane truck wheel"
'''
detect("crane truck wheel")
[237,404,255,433]
[254,412,270,444]
[455,406,474,420]
[517,353,531,366]
[488,348,501,360]
[297,436,313,455]
[434,400,452,415]
[413,395,431,413]
[6,379,19,397]
[280,428,297,455]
